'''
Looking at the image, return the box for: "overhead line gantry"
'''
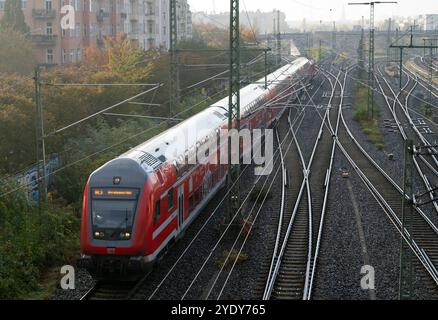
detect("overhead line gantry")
[348,1,398,119]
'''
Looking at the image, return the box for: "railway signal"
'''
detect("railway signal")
[348,2,398,119]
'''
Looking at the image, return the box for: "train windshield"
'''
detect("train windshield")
[91,200,136,230]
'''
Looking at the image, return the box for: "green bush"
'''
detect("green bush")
[352,81,384,150]
[0,180,79,299]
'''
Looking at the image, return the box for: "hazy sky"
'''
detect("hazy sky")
[188,0,437,22]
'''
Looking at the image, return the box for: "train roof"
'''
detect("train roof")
[211,57,309,111]
[118,57,310,173]
[119,106,227,173]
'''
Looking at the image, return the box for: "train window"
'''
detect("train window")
[154,199,161,225]
[189,195,194,212]
[168,188,174,211]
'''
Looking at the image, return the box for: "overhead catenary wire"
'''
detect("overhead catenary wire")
[47,84,163,136]
[0,50,283,199]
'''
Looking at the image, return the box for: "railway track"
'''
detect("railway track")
[376,64,438,215]
[256,63,343,300]
[328,65,438,297]
[405,56,438,100]
[81,280,141,300]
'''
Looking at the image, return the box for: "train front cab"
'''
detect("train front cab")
[79,158,153,278]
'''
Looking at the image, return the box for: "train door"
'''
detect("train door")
[177,185,184,230]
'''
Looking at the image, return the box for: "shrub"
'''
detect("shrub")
[0,180,79,299]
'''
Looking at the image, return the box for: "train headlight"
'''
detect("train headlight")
[94,231,104,239]
[120,232,131,239]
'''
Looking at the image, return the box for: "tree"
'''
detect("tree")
[0,28,36,74]
[0,0,29,34]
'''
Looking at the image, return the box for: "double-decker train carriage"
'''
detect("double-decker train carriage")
[79,57,314,276]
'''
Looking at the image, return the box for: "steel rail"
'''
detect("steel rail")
[305,67,347,300]
[333,66,438,286]
[376,65,438,213]
[263,71,339,300]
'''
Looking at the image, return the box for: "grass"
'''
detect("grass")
[420,103,435,118]
[352,83,385,150]
[23,268,62,300]
[214,250,249,269]
[405,60,438,85]
[334,52,349,65]
[384,65,397,78]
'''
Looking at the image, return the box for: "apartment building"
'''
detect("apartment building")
[123,0,192,50]
[0,0,121,65]
[425,14,438,31]
[0,0,192,64]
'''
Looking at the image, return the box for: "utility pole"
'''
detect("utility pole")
[306,33,310,58]
[399,139,414,300]
[264,49,268,89]
[332,21,336,51]
[399,47,404,89]
[277,10,281,65]
[34,63,56,210]
[34,65,45,210]
[319,39,322,62]
[169,0,179,117]
[273,18,278,65]
[348,2,398,119]
[387,18,392,65]
[227,0,241,222]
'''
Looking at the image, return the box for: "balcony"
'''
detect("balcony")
[32,34,57,45]
[97,11,110,21]
[32,9,56,19]
[130,13,139,21]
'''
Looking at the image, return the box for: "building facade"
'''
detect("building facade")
[425,14,438,31]
[123,0,192,50]
[0,0,192,65]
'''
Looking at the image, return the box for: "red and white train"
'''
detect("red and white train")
[79,57,314,275]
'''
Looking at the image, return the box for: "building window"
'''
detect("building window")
[21,0,26,9]
[77,48,81,62]
[46,49,54,64]
[45,0,52,11]
[62,49,66,64]
[70,49,75,63]
[46,22,53,35]
[0,1,5,11]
